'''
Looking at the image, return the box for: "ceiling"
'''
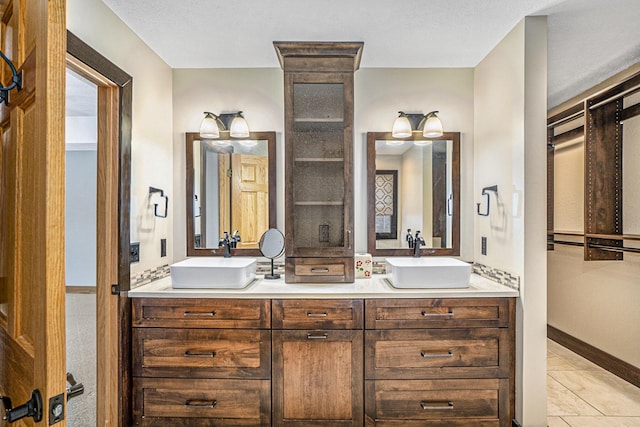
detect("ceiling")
[97,0,639,109]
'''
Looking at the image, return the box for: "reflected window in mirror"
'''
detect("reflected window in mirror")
[186,131,276,256]
[367,132,460,257]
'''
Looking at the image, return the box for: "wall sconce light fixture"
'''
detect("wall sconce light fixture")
[391,110,444,139]
[0,50,22,105]
[199,111,250,139]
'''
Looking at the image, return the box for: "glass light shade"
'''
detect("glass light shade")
[239,139,258,147]
[423,112,444,138]
[385,139,405,146]
[199,112,220,139]
[391,114,412,138]
[413,139,433,146]
[230,113,250,138]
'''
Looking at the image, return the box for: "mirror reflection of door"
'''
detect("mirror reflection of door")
[231,153,269,248]
[192,138,269,249]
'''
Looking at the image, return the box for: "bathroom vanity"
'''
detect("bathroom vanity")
[129,275,517,426]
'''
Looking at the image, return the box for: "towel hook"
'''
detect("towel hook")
[149,186,168,218]
[477,185,498,216]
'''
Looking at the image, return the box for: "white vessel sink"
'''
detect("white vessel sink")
[171,258,257,289]
[385,257,471,289]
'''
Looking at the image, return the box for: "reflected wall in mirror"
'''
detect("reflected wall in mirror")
[367,131,460,256]
[186,131,276,256]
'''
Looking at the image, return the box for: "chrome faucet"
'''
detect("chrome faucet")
[219,232,232,258]
[413,230,426,257]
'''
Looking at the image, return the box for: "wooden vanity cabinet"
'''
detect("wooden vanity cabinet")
[130,296,515,426]
[131,298,272,426]
[274,42,363,283]
[272,299,364,426]
[364,298,515,426]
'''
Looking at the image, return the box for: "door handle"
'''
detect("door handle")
[66,372,85,401]
[1,390,43,423]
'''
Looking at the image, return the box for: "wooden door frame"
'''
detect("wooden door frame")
[66,31,132,426]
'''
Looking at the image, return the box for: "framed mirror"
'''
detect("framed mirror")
[186,131,277,256]
[367,131,460,256]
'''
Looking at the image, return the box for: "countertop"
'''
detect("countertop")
[128,274,519,299]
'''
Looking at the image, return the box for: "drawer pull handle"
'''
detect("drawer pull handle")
[420,350,453,358]
[420,401,454,410]
[307,333,328,340]
[421,310,454,318]
[185,399,217,408]
[307,312,328,317]
[184,310,217,317]
[184,350,217,358]
[310,268,330,273]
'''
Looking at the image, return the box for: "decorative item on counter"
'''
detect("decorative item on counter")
[355,253,373,279]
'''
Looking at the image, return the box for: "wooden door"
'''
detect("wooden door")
[272,330,363,426]
[231,153,268,248]
[0,0,67,425]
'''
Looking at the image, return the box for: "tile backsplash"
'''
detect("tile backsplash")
[472,262,520,290]
[130,264,170,288]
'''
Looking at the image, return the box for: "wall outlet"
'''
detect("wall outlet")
[130,242,140,263]
[481,236,487,256]
[161,238,167,257]
[319,224,329,242]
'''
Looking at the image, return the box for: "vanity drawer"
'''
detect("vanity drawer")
[365,328,511,379]
[365,379,509,426]
[272,299,363,329]
[133,377,270,426]
[285,257,355,283]
[133,328,271,378]
[132,298,271,329]
[365,298,513,329]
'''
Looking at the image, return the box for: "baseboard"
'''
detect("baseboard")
[547,325,640,388]
[65,285,97,294]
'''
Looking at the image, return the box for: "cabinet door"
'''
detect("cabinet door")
[284,72,354,258]
[272,329,363,426]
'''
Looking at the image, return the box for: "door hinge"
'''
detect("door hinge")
[111,284,120,295]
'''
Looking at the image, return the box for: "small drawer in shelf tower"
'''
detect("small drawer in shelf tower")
[274,41,364,284]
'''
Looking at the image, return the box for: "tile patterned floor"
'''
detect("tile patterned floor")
[548,339,640,426]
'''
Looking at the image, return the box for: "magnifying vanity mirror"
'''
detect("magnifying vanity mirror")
[259,228,285,279]
[186,131,277,256]
[367,131,460,256]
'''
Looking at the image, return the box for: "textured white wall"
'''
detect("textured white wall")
[475,17,548,426]
[172,67,475,262]
[68,0,174,277]
[65,150,97,286]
